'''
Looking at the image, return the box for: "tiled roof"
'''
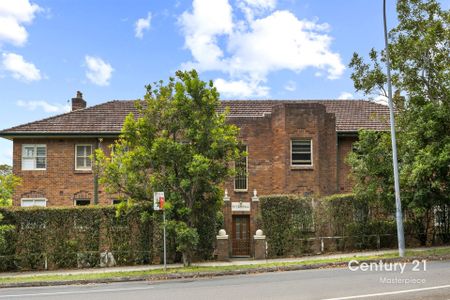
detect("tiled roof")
[220,100,391,132]
[0,99,390,136]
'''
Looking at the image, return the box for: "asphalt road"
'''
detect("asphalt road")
[0,260,449,300]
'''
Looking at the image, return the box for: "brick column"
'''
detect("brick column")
[253,229,266,260]
[216,229,230,261]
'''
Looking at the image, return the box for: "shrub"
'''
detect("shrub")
[0,204,159,271]
[260,195,314,257]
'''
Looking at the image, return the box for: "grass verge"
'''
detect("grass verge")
[1,247,450,285]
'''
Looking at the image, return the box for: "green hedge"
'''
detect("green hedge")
[261,194,398,257]
[260,195,314,257]
[0,204,161,271]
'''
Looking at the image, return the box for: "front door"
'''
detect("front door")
[232,215,250,256]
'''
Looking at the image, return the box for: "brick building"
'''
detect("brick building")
[0,92,390,257]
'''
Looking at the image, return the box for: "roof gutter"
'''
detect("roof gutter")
[336,131,359,137]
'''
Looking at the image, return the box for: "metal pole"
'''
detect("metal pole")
[383,0,406,257]
[163,209,167,270]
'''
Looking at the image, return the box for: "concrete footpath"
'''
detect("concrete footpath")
[1,246,448,279]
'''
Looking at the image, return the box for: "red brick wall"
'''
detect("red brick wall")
[13,138,114,206]
[222,103,346,252]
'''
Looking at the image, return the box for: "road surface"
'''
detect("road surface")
[0,260,449,299]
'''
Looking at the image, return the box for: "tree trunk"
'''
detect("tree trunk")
[182,251,191,267]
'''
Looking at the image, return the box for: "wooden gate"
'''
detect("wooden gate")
[232,215,250,256]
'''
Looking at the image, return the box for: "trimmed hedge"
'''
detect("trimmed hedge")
[0,204,161,271]
[260,195,314,257]
[261,194,398,257]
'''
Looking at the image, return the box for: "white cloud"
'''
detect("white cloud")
[134,12,152,39]
[84,55,114,86]
[0,0,41,46]
[237,0,276,21]
[16,100,70,113]
[241,0,277,10]
[180,0,233,71]
[284,80,296,92]
[1,52,41,81]
[179,0,344,98]
[214,78,269,98]
[373,95,388,106]
[338,92,353,100]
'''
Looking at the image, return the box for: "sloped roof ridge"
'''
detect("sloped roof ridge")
[2,100,136,132]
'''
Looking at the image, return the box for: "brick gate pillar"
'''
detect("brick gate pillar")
[216,229,230,261]
[253,229,266,260]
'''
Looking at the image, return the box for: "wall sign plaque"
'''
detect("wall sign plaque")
[231,202,251,212]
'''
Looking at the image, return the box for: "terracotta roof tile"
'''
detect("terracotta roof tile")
[0,99,390,135]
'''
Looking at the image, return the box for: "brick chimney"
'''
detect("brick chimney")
[72,91,86,111]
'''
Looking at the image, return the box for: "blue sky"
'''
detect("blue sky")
[0,0,447,165]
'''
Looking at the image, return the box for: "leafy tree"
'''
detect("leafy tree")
[0,165,20,207]
[0,165,21,250]
[0,165,12,177]
[96,70,242,265]
[348,0,449,244]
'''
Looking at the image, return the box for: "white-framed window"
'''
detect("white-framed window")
[291,139,313,166]
[234,145,248,191]
[21,198,47,207]
[75,144,92,170]
[22,144,46,170]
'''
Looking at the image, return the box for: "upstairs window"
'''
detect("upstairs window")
[291,140,312,166]
[75,145,92,170]
[234,145,248,191]
[22,145,46,170]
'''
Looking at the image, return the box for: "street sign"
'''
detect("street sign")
[153,192,165,211]
[153,191,167,270]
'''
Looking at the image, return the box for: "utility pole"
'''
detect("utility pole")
[383,0,406,257]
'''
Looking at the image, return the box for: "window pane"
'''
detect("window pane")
[23,147,34,158]
[21,200,34,207]
[292,153,311,161]
[234,145,248,190]
[34,200,47,207]
[76,199,90,206]
[292,141,311,152]
[36,146,46,157]
[77,146,85,157]
[85,157,92,168]
[21,199,46,207]
[76,157,85,168]
[36,157,46,169]
[22,158,35,170]
[85,146,92,156]
[292,140,312,165]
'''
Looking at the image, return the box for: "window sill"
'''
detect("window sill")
[290,165,314,170]
[74,170,93,174]
[234,189,248,193]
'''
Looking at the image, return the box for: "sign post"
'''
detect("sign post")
[154,192,167,270]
